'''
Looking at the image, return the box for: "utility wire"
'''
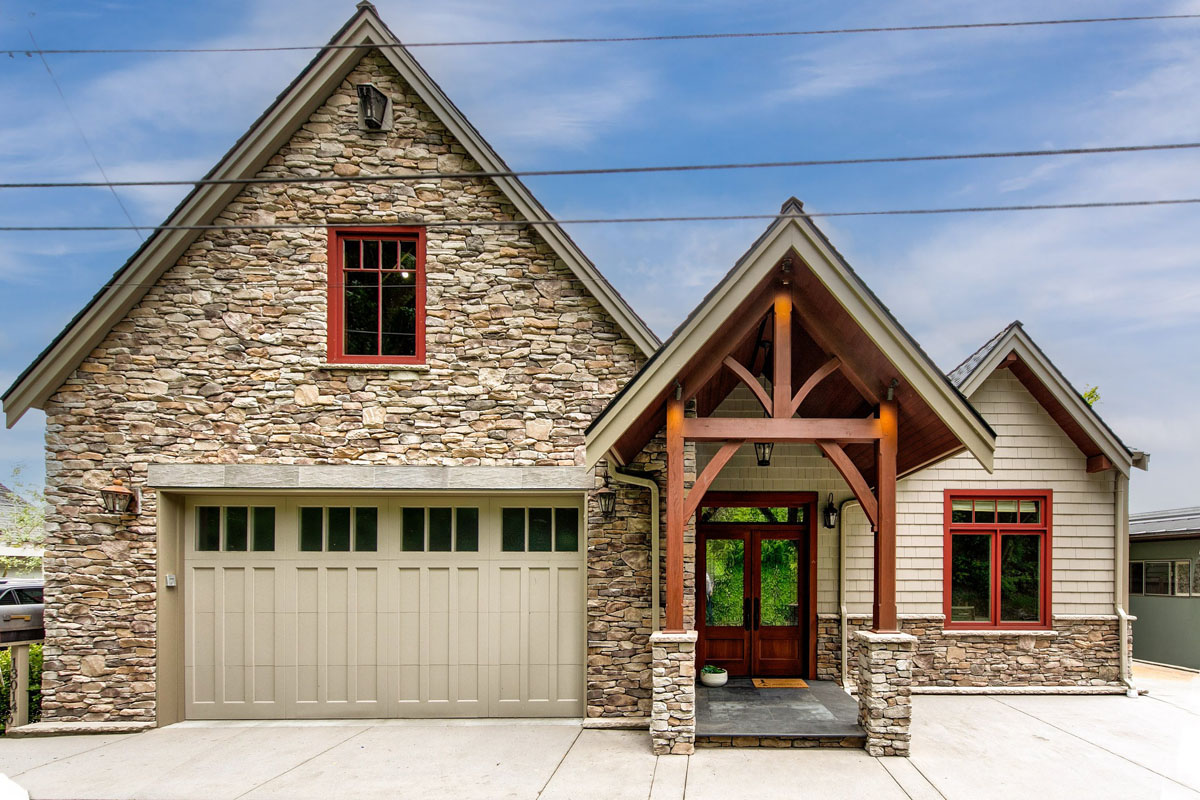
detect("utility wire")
[4,142,1199,190]
[2,198,1197,232]
[27,30,144,242]
[3,13,1198,55]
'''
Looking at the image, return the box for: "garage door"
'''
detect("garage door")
[183,495,585,719]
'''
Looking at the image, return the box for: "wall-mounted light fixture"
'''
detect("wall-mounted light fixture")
[822,492,838,529]
[356,83,389,130]
[99,472,139,516]
[754,441,774,467]
[596,486,617,516]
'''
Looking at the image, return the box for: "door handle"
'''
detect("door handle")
[743,600,751,631]
[753,597,761,630]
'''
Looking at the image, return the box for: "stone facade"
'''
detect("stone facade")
[819,615,1130,688]
[37,50,644,723]
[649,631,697,755]
[854,631,915,757]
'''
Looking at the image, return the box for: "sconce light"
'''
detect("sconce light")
[356,83,389,129]
[99,473,139,516]
[754,441,774,467]
[822,493,838,530]
[596,486,617,516]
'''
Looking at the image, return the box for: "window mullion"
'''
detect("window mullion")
[992,529,1000,626]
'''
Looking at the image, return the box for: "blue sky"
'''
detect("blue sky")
[1,0,1198,511]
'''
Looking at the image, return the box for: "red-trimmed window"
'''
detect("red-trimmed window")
[327,228,425,364]
[943,491,1052,629]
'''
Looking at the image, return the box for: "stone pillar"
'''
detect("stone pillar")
[855,630,916,757]
[650,630,697,755]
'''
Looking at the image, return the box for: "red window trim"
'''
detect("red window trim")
[942,489,1053,631]
[326,226,426,365]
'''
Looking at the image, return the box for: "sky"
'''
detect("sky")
[1,0,1198,511]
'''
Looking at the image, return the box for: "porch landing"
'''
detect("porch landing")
[696,678,864,746]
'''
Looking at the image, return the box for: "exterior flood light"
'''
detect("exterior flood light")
[356,83,388,129]
[823,492,839,529]
[754,441,773,467]
[596,487,617,516]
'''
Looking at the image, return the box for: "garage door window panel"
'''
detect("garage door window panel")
[299,506,379,552]
[500,507,579,553]
[197,505,276,552]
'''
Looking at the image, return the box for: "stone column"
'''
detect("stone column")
[650,631,697,755]
[855,630,916,757]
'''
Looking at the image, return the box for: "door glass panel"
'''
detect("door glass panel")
[555,508,579,552]
[704,539,744,628]
[501,508,525,552]
[224,507,248,551]
[197,506,221,551]
[402,507,425,551]
[528,508,552,552]
[355,507,378,552]
[299,507,323,552]
[760,538,799,627]
[429,508,452,552]
[328,507,351,552]
[456,508,479,552]
[951,533,991,622]
[1000,535,1041,622]
[252,507,275,552]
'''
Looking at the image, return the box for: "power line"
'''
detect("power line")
[27,30,144,243]
[3,13,1197,56]
[4,142,1199,190]
[1,198,1197,233]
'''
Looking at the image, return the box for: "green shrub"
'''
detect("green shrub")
[0,642,43,733]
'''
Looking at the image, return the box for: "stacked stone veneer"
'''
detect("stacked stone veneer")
[819,615,1130,687]
[855,631,915,757]
[38,50,645,723]
[650,631,697,755]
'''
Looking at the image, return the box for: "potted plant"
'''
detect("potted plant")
[699,664,728,687]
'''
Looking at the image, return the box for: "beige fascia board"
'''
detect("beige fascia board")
[584,219,795,466]
[780,219,996,472]
[3,33,373,428]
[964,330,1133,475]
[362,18,659,358]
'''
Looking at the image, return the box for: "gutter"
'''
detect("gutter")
[608,460,661,632]
[838,497,861,691]
[1114,472,1138,697]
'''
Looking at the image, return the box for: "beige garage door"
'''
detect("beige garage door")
[183,495,585,719]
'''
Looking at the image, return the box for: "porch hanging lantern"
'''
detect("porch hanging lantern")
[754,441,773,467]
[99,476,138,515]
[822,492,838,529]
[595,486,617,516]
[356,83,388,129]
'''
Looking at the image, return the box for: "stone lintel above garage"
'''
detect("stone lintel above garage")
[146,463,595,492]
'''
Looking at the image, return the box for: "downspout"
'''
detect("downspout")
[838,497,861,691]
[1114,471,1138,697]
[609,461,661,632]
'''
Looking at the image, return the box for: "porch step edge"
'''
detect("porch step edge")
[696,734,865,749]
[6,721,154,738]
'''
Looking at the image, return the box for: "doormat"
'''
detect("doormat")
[752,678,809,689]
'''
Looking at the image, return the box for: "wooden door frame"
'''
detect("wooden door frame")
[695,491,818,677]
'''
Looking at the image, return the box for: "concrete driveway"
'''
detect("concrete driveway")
[3,664,1197,800]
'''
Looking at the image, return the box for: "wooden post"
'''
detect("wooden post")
[665,394,686,633]
[873,397,899,632]
[772,285,792,417]
[11,643,31,728]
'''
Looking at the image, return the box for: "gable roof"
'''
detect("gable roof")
[1130,507,1200,540]
[2,1,658,428]
[585,198,997,475]
[950,320,1148,476]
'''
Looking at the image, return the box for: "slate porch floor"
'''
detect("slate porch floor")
[695,677,864,738]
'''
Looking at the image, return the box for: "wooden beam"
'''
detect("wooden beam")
[872,398,899,633]
[772,286,792,417]
[790,285,882,405]
[816,441,878,529]
[681,289,776,402]
[665,395,686,633]
[682,416,883,443]
[788,357,842,417]
[685,440,744,520]
[722,356,772,416]
[1086,454,1114,473]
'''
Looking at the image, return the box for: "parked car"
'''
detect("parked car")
[0,579,44,643]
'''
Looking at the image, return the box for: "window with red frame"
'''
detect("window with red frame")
[944,492,1051,629]
[327,229,425,363]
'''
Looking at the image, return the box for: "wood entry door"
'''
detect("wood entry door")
[699,527,809,677]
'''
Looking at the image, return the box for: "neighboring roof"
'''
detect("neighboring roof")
[2,1,659,428]
[0,483,16,507]
[950,320,1148,476]
[1130,507,1200,540]
[585,198,997,475]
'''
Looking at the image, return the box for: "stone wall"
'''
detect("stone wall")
[38,50,644,723]
[650,631,697,755]
[818,615,1128,687]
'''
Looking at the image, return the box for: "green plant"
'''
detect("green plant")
[0,642,43,733]
[1,467,46,578]
[701,664,726,675]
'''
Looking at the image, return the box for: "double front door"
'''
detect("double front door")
[699,524,811,676]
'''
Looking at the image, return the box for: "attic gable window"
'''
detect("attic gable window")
[327,228,425,364]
